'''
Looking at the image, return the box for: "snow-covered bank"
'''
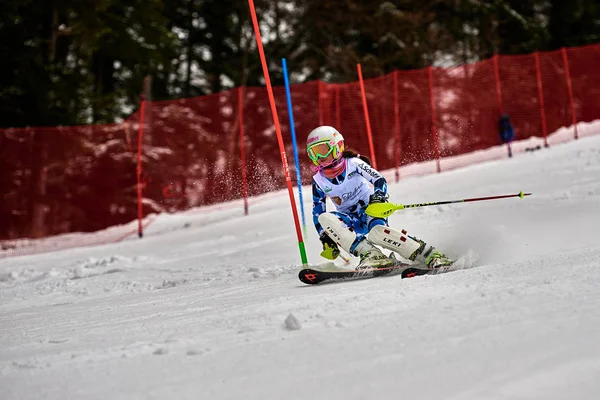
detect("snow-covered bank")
[1,128,600,399]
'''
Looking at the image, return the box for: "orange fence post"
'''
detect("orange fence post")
[136,96,146,238]
[493,54,512,157]
[561,47,579,140]
[427,66,441,173]
[318,80,323,126]
[534,52,549,147]
[393,71,401,182]
[356,64,377,169]
[493,54,503,114]
[238,86,249,215]
[335,85,341,129]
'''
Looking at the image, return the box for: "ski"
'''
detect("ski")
[298,262,411,285]
[298,263,457,285]
[401,264,456,278]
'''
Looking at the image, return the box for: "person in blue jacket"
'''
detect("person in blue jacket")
[499,114,515,157]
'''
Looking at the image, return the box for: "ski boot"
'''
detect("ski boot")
[353,239,395,270]
[413,239,454,269]
[425,250,454,268]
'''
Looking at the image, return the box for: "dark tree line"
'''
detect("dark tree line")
[1,0,598,128]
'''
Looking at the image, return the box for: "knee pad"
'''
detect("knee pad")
[318,213,357,254]
[367,225,421,260]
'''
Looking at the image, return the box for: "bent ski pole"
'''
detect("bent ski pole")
[366,191,531,218]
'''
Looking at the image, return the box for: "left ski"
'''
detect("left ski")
[401,264,457,278]
[298,262,411,285]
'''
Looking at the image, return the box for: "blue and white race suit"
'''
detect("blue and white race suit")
[312,157,388,253]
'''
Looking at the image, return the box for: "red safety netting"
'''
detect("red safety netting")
[564,44,600,128]
[0,121,140,256]
[2,43,600,257]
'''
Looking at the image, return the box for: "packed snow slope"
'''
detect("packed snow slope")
[2,132,600,400]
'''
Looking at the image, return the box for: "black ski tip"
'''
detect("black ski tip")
[298,269,325,285]
[401,267,431,279]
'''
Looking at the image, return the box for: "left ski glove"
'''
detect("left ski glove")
[319,232,340,260]
[369,191,389,204]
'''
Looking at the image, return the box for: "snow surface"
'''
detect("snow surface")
[2,126,600,399]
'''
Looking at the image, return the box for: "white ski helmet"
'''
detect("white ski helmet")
[306,126,345,167]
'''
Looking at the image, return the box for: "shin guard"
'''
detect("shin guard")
[318,213,357,255]
[367,225,422,261]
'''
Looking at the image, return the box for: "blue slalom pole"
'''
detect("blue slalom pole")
[282,58,307,233]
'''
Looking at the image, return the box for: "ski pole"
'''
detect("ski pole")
[366,191,531,218]
[340,253,351,263]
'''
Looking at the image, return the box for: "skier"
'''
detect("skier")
[307,125,453,269]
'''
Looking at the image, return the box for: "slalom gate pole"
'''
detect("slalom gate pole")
[366,192,532,218]
[281,58,307,234]
[247,0,308,266]
[281,58,351,264]
[356,64,377,169]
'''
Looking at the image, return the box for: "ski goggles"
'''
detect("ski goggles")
[307,141,340,166]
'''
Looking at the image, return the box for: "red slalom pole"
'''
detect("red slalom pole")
[247,0,307,266]
[136,96,146,238]
[357,64,377,169]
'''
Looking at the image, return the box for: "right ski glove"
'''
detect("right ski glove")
[369,191,389,204]
[319,232,340,260]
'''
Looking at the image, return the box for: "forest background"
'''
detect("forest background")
[2,0,598,127]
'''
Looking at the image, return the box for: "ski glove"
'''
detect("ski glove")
[369,191,389,204]
[319,232,340,260]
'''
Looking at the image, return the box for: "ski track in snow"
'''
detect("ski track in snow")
[1,129,600,399]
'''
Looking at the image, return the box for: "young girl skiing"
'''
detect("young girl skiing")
[307,125,453,269]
